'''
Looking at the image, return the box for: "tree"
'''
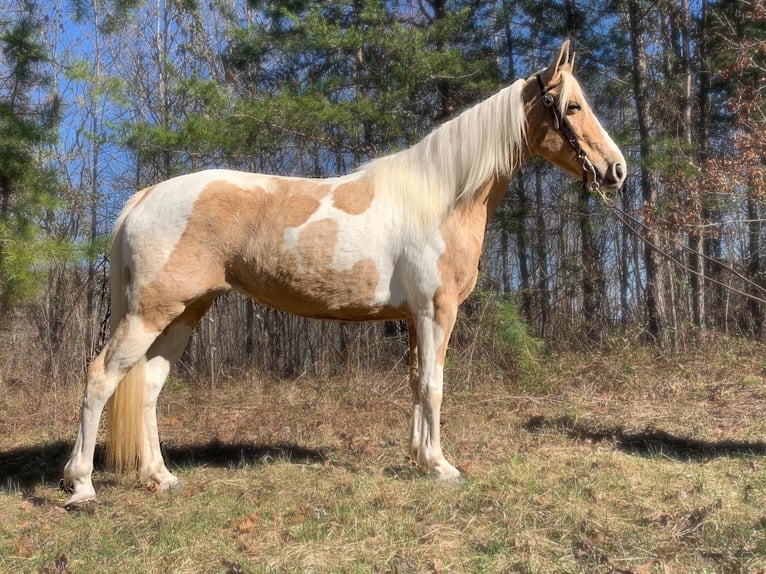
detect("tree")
[222,0,501,174]
[704,0,766,334]
[0,1,60,314]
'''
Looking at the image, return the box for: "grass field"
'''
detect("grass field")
[3,337,766,573]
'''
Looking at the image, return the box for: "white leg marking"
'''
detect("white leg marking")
[407,321,422,461]
[63,316,160,506]
[140,356,178,490]
[140,315,202,491]
[415,313,461,481]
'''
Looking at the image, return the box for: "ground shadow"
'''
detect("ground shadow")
[0,439,329,494]
[524,415,766,460]
[163,440,328,469]
[8,418,762,494]
[0,440,72,492]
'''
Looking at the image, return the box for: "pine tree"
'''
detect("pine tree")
[222,0,501,175]
[0,2,60,314]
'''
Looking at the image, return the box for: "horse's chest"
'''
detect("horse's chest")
[438,211,487,300]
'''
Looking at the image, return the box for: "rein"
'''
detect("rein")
[594,187,766,307]
[535,74,600,194]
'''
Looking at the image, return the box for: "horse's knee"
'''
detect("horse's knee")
[86,353,105,379]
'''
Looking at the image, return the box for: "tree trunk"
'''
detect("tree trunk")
[619,181,637,327]
[746,196,763,335]
[500,228,511,294]
[698,0,722,330]
[627,0,668,345]
[515,177,532,317]
[673,0,706,333]
[533,165,550,336]
[578,185,605,342]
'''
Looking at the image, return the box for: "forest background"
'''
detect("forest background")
[0,0,764,389]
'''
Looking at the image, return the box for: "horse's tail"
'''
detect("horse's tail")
[104,188,152,476]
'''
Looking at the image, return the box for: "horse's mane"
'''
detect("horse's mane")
[364,78,527,231]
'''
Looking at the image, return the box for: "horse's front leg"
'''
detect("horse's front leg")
[413,299,461,481]
[407,320,422,463]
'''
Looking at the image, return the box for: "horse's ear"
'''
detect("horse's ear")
[541,39,573,85]
[554,39,573,73]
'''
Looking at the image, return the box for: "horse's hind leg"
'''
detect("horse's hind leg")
[63,314,162,506]
[140,298,213,491]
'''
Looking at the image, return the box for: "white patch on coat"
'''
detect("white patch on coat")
[280,171,447,310]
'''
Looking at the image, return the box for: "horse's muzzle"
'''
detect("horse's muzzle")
[606,161,627,190]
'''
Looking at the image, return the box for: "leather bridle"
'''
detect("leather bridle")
[535,74,601,193]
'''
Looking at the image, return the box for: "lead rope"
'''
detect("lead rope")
[594,187,766,306]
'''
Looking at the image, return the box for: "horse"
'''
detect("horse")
[62,40,626,507]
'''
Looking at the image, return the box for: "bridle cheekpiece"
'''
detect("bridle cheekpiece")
[535,74,601,194]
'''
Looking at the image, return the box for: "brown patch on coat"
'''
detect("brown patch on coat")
[298,219,338,269]
[133,176,400,330]
[269,177,333,226]
[332,178,374,215]
[248,215,386,319]
[134,180,278,331]
[281,255,383,319]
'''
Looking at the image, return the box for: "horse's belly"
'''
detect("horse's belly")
[227,250,406,321]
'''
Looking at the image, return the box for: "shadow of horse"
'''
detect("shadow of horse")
[4,421,766,495]
[524,415,766,460]
[0,440,328,494]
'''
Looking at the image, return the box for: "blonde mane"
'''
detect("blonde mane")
[364,79,527,231]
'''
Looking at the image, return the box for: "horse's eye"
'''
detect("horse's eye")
[567,103,582,114]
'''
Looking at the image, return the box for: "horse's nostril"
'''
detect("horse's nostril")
[612,162,626,183]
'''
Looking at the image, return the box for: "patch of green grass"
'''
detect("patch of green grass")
[740,375,763,389]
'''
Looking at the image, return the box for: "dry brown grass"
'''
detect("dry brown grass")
[3,336,766,572]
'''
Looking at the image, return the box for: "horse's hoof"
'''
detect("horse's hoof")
[163,480,183,494]
[444,474,465,486]
[64,500,98,512]
[433,460,462,483]
[64,492,97,511]
[152,477,182,495]
[62,479,97,509]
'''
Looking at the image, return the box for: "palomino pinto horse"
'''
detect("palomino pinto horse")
[62,40,626,506]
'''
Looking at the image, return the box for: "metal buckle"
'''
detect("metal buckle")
[582,156,603,196]
[542,93,555,108]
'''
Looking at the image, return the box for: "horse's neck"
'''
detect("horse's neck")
[461,159,526,223]
[483,175,513,220]
[436,173,514,303]
[448,174,512,244]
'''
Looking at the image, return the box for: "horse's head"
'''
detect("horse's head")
[526,40,627,195]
